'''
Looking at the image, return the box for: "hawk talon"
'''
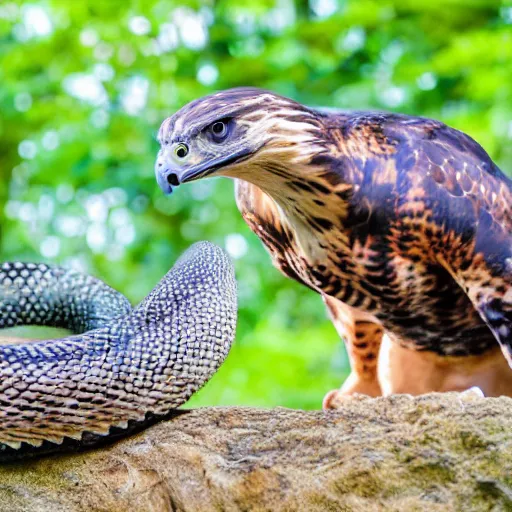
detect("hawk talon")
[460,386,485,398]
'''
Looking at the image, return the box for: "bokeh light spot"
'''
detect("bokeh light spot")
[18,140,37,160]
[197,62,219,86]
[14,92,32,112]
[129,15,151,36]
[225,233,248,259]
[40,236,60,258]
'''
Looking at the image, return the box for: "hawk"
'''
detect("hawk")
[155,87,512,407]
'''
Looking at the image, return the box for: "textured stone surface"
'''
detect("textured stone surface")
[0,393,511,512]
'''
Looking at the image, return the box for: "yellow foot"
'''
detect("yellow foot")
[323,373,382,409]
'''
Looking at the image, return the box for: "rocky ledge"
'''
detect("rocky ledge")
[0,392,511,511]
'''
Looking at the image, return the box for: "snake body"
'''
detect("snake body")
[0,242,237,461]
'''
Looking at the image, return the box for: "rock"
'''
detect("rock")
[0,393,511,512]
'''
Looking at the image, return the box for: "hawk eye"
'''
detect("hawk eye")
[174,143,189,159]
[208,119,231,143]
[212,122,226,135]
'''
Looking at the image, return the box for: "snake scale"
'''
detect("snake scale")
[0,242,237,462]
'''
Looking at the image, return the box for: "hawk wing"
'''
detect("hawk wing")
[382,115,512,366]
[319,110,512,364]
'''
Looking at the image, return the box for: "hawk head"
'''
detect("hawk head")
[155,87,323,195]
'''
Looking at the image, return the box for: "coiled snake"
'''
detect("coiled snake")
[0,242,237,461]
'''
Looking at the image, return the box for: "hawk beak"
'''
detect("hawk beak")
[154,159,213,195]
[155,164,174,195]
[155,149,252,195]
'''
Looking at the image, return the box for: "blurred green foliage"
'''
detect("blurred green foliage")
[0,0,511,409]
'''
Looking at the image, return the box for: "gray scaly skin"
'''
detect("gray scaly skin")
[0,242,237,462]
[0,261,132,334]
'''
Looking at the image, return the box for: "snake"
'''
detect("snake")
[0,241,237,462]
